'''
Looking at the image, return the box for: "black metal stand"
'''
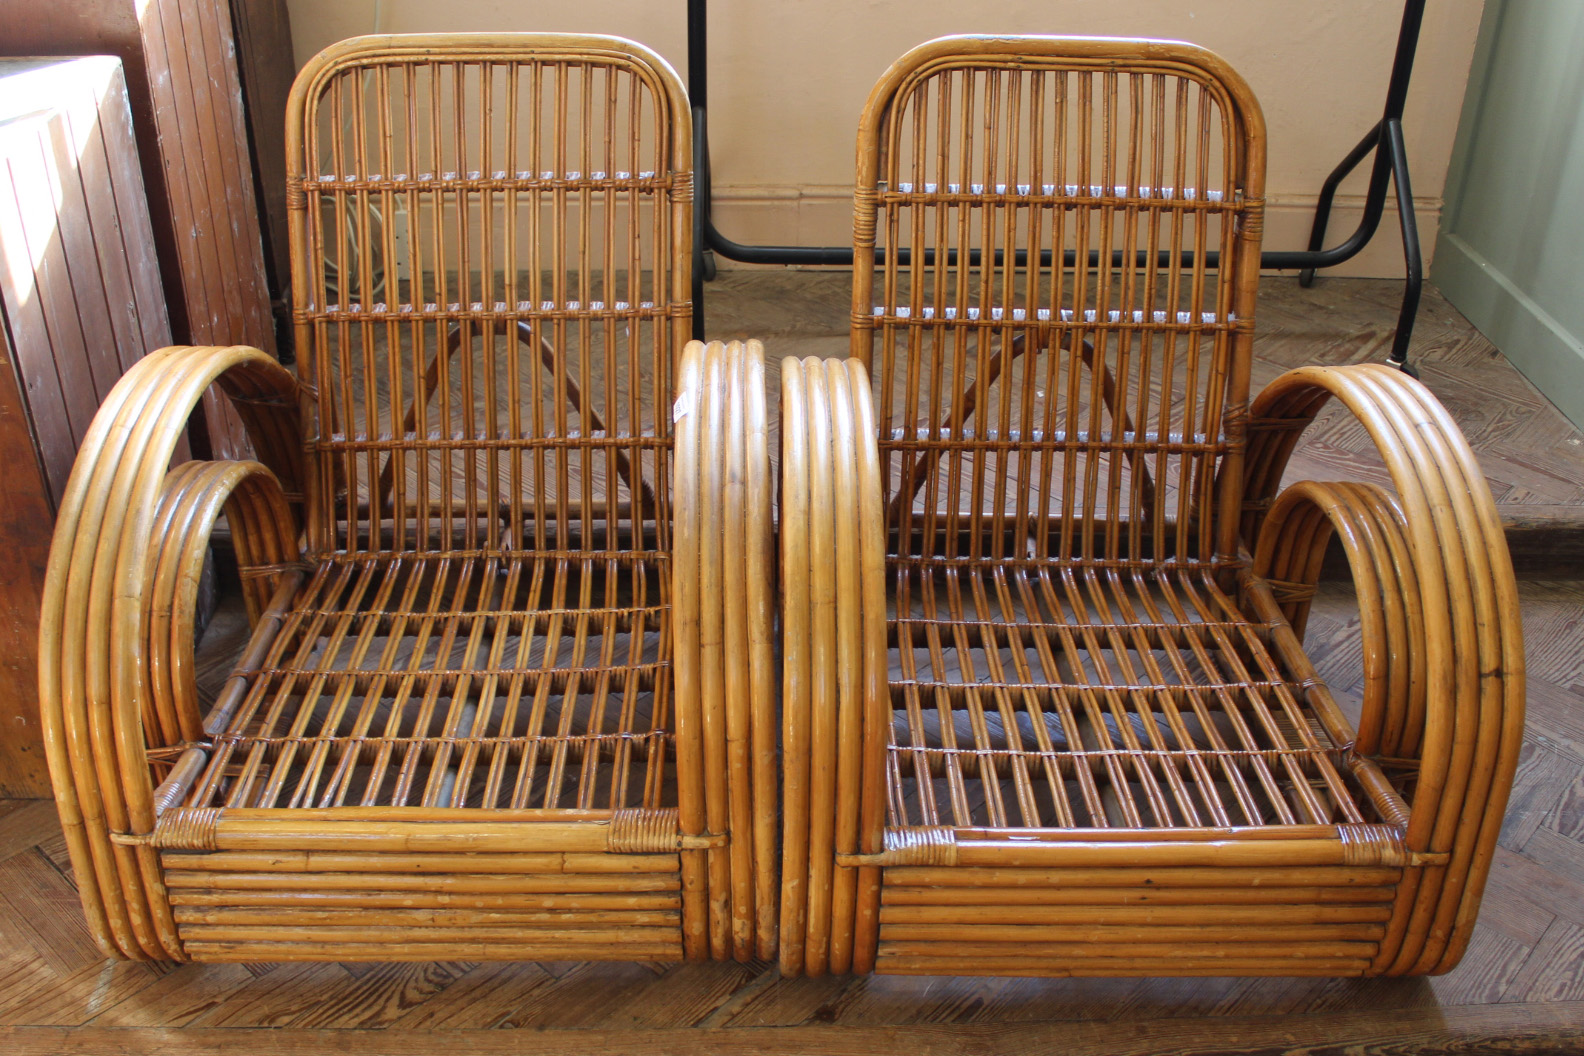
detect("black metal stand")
[687,0,1426,372]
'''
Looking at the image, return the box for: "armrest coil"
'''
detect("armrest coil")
[672,339,777,962]
[38,345,302,960]
[1243,363,1524,976]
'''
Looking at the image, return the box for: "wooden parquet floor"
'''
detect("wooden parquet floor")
[3,275,1582,1054]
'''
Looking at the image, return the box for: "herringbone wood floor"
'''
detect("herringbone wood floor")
[2,276,1581,1054]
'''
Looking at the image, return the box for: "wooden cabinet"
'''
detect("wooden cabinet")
[0,0,278,459]
[0,57,171,796]
[229,0,296,358]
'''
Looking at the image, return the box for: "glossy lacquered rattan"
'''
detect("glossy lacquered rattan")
[40,29,1522,980]
[39,34,776,964]
[778,35,1523,978]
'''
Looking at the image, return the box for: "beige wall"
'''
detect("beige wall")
[286,0,1485,275]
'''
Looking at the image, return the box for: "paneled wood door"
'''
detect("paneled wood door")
[0,57,172,795]
[0,0,279,458]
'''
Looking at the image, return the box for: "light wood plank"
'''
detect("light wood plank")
[0,801,62,865]
[0,999,1582,1055]
[385,962,557,1030]
[86,962,255,1027]
[0,850,102,975]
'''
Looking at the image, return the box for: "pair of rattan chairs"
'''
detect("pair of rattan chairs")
[40,33,1522,980]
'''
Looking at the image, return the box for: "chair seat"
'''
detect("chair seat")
[190,549,676,814]
[873,555,1409,977]
[884,557,1381,833]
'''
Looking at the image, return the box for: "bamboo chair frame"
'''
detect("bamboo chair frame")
[779,35,1523,978]
[40,34,776,964]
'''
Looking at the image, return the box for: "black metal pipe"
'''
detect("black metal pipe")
[691,1,1424,277]
[684,1,1429,358]
[1384,118,1422,374]
[688,1,708,338]
[687,0,707,110]
[1381,0,1427,122]
[1297,121,1387,285]
[1298,0,1425,284]
[696,111,853,265]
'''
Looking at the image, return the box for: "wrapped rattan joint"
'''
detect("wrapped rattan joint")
[607,808,728,854]
[835,827,958,868]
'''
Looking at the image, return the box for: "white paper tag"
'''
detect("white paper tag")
[672,388,696,423]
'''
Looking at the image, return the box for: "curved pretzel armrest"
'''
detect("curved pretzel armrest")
[778,356,889,978]
[671,340,776,962]
[1243,363,1524,976]
[1252,480,1426,763]
[38,346,302,961]
[146,460,302,751]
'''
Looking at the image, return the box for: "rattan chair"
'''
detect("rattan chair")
[778,35,1524,978]
[39,34,777,964]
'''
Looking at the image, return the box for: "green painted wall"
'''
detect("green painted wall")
[1435,0,1584,428]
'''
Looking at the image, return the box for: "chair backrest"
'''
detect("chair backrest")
[287,34,692,558]
[852,36,1264,567]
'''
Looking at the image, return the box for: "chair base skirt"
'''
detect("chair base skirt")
[874,858,1402,977]
[158,811,684,962]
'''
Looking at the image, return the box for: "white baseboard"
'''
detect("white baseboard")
[1434,230,1584,430]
